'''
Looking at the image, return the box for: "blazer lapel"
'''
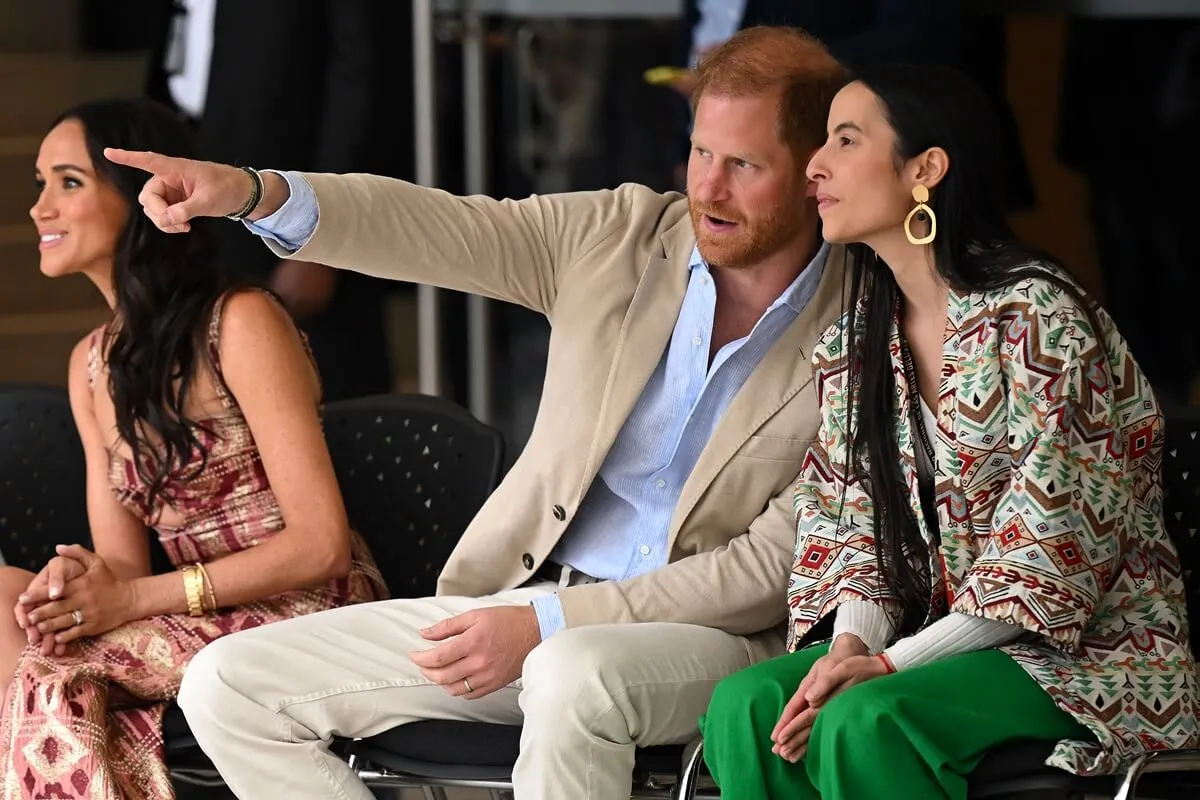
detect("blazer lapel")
[579,220,694,487]
[667,245,849,542]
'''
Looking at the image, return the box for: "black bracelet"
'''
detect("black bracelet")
[225,166,264,220]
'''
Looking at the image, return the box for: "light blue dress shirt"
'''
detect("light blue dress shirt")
[531,243,827,637]
[242,170,320,249]
[244,172,828,639]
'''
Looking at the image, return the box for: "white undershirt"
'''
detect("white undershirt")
[915,396,938,483]
[690,0,747,66]
[166,0,218,118]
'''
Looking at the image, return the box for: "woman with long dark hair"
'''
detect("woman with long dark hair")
[699,65,1197,798]
[0,98,387,798]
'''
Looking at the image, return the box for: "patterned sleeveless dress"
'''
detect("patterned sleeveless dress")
[0,292,388,799]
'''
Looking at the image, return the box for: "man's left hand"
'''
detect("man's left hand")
[410,606,541,699]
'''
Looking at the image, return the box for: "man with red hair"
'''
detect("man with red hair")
[112,26,849,800]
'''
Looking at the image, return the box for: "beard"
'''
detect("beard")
[688,196,806,270]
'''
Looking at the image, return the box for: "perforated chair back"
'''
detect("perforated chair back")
[321,394,505,599]
[1163,405,1200,658]
[0,383,90,571]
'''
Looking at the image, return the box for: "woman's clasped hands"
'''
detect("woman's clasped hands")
[12,544,136,656]
[770,635,892,763]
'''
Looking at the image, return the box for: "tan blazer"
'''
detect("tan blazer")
[277,174,847,661]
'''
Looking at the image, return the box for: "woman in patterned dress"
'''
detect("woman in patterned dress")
[0,98,388,798]
[700,65,1197,798]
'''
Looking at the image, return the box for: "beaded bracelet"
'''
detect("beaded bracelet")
[224,166,264,220]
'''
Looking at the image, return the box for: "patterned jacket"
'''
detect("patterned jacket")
[787,275,1197,774]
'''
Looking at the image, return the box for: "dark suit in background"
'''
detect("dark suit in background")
[148,0,412,401]
[1057,19,1200,400]
[678,0,960,65]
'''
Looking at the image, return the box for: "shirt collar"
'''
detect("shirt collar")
[688,241,830,314]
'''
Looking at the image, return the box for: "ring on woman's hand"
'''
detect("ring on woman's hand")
[72,609,84,627]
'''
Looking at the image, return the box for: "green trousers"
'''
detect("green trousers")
[699,644,1091,800]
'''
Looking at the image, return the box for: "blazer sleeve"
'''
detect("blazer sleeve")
[951,279,1124,653]
[554,480,799,636]
[279,174,649,315]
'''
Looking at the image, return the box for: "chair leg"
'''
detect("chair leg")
[1112,754,1151,800]
[673,737,706,800]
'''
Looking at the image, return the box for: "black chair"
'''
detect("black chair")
[348,722,707,799]
[320,393,505,600]
[0,383,90,571]
[164,393,507,788]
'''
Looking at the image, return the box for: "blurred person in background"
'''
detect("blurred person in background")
[1058,18,1200,404]
[147,0,413,401]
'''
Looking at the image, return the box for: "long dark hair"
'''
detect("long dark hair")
[53,98,243,507]
[839,65,1101,632]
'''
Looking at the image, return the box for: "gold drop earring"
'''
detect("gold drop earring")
[904,184,936,245]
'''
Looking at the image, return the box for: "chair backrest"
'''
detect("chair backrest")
[0,383,90,572]
[1163,405,1200,658]
[321,394,505,599]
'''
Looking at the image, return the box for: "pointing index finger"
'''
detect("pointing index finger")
[104,147,174,175]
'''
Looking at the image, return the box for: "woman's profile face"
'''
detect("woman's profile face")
[30,119,128,281]
[804,82,915,246]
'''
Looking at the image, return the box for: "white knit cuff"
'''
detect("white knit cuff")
[832,601,896,655]
[883,613,1022,671]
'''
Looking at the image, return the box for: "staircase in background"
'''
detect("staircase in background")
[0,0,145,384]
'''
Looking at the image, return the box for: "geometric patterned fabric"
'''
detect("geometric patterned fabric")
[788,276,1198,775]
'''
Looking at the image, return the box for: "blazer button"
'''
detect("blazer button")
[522,553,534,570]
[552,504,566,521]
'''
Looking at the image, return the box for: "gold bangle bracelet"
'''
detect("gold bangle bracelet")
[194,562,218,613]
[182,566,205,617]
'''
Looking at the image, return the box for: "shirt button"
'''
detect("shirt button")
[552,504,566,521]
[692,336,702,347]
[655,479,666,489]
[522,553,534,570]
[639,545,651,556]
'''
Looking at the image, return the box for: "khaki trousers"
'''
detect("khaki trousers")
[177,583,759,799]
